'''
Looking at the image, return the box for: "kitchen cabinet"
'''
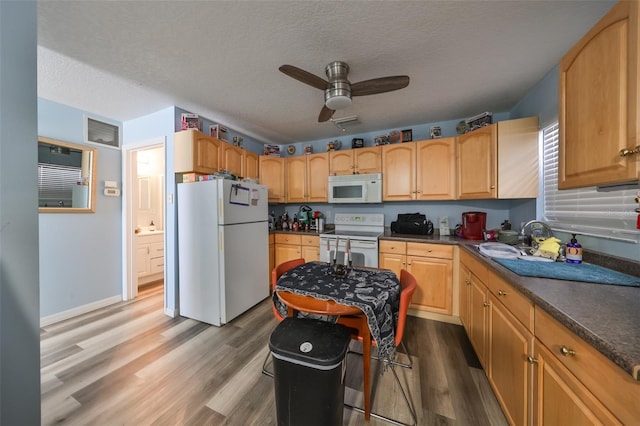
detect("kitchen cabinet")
[274,233,319,264]
[286,153,329,203]
[220,142,243,177]
[259,156,286,202]
[382,139,456,201]
[174,129,221,174]
[136,233,164,285]
[244,150,259,180]
[457,116,538,199]
[534,307,640,425]
[379,241,453,315]
[274,233,301,265]
[459,249,534,424]
[329,146,381,175]
[301,235,320,261]
[559,1,639,189]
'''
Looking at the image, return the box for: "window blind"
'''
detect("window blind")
[38,163,82,207]
[541,122,639,243]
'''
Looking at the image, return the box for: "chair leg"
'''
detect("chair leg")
[343,354,418,426]
[347,339,413,369]
[261,346,274,378]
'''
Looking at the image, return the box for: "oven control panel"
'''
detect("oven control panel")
[334,213,384,226]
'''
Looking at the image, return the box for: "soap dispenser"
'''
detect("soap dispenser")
[565,234,582,264]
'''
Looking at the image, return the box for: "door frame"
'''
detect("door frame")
[121,137,166,302]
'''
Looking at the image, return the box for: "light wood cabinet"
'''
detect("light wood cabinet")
[274,233,319,265]
[259,156,286,203]
[244,150,259,180]
[301,235,320,262]
[379,240,453,315]
[136,233,164,285]
[382,139,456,201]
[220,142,243,176]
[559,1,639,189]
[457,117,538,199]
[174,129,221,174]
[535,307,640,425]
[416,138,457,200]
[382,143,416,201]
[329,146,381,175]
[286,153,329,203]
[533,340,620,425]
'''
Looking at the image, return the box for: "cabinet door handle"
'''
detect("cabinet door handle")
[560,346,576,357]
[619,145,640,157]
[483,301,490,308]
[465,279,471,285]
[498,290,507,296]
[527,356,539,364]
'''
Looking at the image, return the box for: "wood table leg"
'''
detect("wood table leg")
[362,317,371,421]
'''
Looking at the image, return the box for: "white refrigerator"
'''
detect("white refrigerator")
[177,179,269,326]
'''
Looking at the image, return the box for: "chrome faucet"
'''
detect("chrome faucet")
[519,220,553,247]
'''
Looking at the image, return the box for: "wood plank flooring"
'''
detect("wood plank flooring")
[41,284,507,425]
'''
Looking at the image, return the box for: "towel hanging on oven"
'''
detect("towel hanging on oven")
[390,213,434,235]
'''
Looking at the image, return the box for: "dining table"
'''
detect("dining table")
[273,260,401,421]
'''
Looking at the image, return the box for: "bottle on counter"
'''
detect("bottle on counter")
[566,234,583,264]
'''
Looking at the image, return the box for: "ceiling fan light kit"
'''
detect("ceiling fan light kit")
[279,60,409,123]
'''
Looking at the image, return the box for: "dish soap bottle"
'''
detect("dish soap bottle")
[566,234,582,264]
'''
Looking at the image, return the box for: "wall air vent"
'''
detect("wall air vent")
[86,116,121,148]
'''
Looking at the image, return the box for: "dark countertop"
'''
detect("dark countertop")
[380,230,640,380]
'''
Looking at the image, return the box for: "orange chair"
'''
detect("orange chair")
[261,258,305,377]
[344,268,418,426]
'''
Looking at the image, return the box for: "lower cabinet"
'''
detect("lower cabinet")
[136,233,164,285]
[274,233,319,266]
[379,241,453,315]
[460,248,640,425]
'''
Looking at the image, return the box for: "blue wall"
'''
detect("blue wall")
[0,1,41,422]
[38,98,123,318]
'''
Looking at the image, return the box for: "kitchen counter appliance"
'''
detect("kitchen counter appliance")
[461,211,486,240]
[319,213,384,267]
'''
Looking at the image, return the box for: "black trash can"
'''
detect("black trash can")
[269,317,352,426]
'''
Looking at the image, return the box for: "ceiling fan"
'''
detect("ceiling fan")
[279,61,410,122]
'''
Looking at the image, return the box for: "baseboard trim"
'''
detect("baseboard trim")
[40,295,122,327]
[408,308,462,325]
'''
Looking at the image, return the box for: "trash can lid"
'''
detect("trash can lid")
[269,317,352,368]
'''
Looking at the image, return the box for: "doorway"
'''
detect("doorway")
[122,138,166,302]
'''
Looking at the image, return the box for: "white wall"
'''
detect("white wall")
[0,1,40,423]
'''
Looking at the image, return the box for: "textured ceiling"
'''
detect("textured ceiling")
[37,0,616,144]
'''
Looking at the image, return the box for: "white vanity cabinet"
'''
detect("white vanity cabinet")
[136,232,164,284]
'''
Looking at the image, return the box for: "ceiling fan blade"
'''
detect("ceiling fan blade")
[279,65,329,91]
[351,76,410,96]
[318,105,335,122]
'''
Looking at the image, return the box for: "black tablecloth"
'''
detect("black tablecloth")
[274,261,401,360]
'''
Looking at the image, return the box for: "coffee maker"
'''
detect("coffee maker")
[461,211,487,240]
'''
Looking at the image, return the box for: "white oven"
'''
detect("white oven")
[319,213,384,268]
[328,173,382,204]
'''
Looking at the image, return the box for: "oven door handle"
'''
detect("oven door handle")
[349,240,378,248]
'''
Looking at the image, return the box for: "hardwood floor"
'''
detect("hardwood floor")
[41,284,507,425]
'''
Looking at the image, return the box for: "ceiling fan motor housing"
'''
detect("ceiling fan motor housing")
[324,61,352,110]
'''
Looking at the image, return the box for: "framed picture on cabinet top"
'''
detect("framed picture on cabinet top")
[401,129,413,142]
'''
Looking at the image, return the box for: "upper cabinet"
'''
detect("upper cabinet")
[244,150,259,180]
[458,117,539,199]
[330,146,381,175]
[559,1,639,189]
[259,156,285,203]
[221,142,243,176]
[174,129,221,174]
[382,140,457,201]
[286,153,329,203]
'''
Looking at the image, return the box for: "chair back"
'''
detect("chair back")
[395,269,417,347]
[271,258,305,321]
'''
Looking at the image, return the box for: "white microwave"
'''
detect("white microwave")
[328,173,382,204]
